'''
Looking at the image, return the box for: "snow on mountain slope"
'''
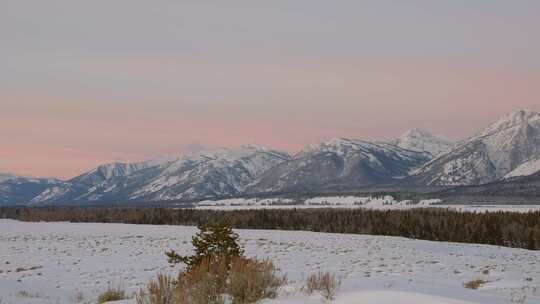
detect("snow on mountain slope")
[130,146,290,201]
[412,110,540,186]
[75,162,155,182]
[476,110,540,177]
[0,177,63,205]
[32,146,290,204]
[504,158,540,179]
[30,160,169,204]
[249,138,430,193]
[393,128,454,156]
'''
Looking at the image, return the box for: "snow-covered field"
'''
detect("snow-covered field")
[195,196,540,213]
[1,220,539,304]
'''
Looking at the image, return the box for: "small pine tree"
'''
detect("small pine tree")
[166,223,244,270]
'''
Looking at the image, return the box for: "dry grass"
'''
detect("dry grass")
[304,271,342,301]
[137,256,287,304]
[227,257,288,304]
[463,279,488,290]
[97,288,127,304]
[176,256,227,304]
[136,273,176,304]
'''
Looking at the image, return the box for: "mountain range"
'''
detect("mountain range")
[2,109,539,205]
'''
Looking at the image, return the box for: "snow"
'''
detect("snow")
[29,186,69,203]
[89,162,153,180]
[413,110,540,186]
[473,109,540,178]
[267,290,482,304]
[394,128,454,156]
[299,138,425,162]
[195,196,540,213]
[129,146,288,201]
[1,220,539,304]
[195,196,438,211]
[477,110,540,139]
[197,197,296,207]
[436,205,540,213]
[505,158,540,179]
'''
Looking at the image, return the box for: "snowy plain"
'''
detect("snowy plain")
[195,196,540,213]
[1,220,539,304]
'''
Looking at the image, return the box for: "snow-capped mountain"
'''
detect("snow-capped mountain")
[411,110,540,186]
[0,177,62,205]
[129,146,289,201]
[32,146,290,204]
[29,160,168,204]
[393,128,454,157]
[249,138,430,193]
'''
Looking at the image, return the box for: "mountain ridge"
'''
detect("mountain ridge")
[2,109,540,205]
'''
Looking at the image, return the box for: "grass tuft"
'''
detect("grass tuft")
[464,279,488,290]
[97,288,127,304]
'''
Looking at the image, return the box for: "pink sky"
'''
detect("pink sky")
[2,1,540,179]
[2,58,539,179]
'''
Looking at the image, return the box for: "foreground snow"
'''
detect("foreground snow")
[1,220,539,304]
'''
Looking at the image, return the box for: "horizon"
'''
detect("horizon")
[2,1,540,179]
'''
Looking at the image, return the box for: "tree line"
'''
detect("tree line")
[1,207,539,250]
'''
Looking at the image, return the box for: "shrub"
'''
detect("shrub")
[227,257,287,304]
[97,288,127,304]
[137,256,286,304]
[175,256,227,304]
[464,279,488,290]
[304,272,341,301]
[139,224,287,304]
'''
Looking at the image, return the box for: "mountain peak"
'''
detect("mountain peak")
[394,128,453,156]
[299,138,373,157]
[479,109,540,138]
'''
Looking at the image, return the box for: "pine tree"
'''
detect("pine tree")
[166,223,244,269]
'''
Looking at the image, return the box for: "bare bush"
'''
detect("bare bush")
[304,271,342,301]
[175,256,227,304]
[227,257,288,304]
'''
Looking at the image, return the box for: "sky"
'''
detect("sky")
[1,0,540,179]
